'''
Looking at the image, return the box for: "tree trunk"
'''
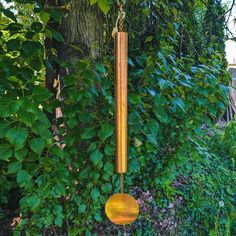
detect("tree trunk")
[45,0,104,122]
[59,0,104,63]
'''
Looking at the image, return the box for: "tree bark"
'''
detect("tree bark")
[44,0,104,122]
[59,0,104,63]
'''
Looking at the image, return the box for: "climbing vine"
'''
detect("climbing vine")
[0,0,232,235]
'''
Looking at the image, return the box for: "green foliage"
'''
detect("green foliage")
[0,0,233,235]
[90,0,110,14]
[177,123,236,235]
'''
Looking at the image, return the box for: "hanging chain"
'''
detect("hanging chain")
[120,173,124,193]
[112,0,126,37]
[118,5,124,32]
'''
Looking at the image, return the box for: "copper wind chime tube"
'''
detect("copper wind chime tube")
[115,30,128,174]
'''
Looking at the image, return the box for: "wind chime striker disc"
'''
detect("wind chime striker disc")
[105,193,139,225]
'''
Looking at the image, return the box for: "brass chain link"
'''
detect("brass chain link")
[119,7,124,32]
[120,173,124,193]
[117,0,125,32]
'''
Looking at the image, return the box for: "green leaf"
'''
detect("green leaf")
[5,23,22,33]
[98,124,114,142]
[172,98,186,112]
[96,63,106,73]
[55,216,63,226]
[54,182,66,196]
[98,0,110,14]
[0,120,13,138]
[27,195,40,211]
[17,170,32,188]
[90,150,103,166]
[129,94,141,104]
[129,159,140,172]
[103,162,114,174]
[90,0,98,5]
[28,57,43,71]
[0,97,21,117]
[101,183,112,193]
[48,8,63,21]
[32,87,53,101]
[32,121,52,140]
[0,144,13,160]
[54,167,69,182]
[40,11,50,24]
[81,127,96,140]
[22,41,43,57]
[31,22,43,33]
[95,212,102,222]
[19,110,37,127]
[8,162,22,174]
[6,39,21,51]
[90,188,100,201]
[51,29,64,42]
[6,127,28,149]
[14,148,28,161]
[145,36,153,43]
[29,138,46,155]
[50,146,64,158]
[2,9,17,22]
[78,204,86,213]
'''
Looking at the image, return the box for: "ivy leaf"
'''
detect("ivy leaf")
[54,167,69,182]
[90,150,103,166]
[90,188,100,201]
[101,183,112,193]
[81,127,96,140]
[51,29,64,42]
[98,124,114,142]
[32,87,53,101]
[22,41,43,57]
[19,110,37,127]
[5,23,22,34]
[32,121,52,140]
[28,57,43,71]
[27,195,40,211]
[17,170,32,188]
[0,144,13,160]
[172,98,186,112]
[48,8,63,21]
[78,204,86,213]
[31,22,43,33]
[40,11,50,25]
[6,38,21,51]
[2,9,17,22]
[50,146,64,158]
[0,120,13,138]
[14,148,28,161]
[0,97,21,117]
[90,0,98,5]
[129,94,141,104]
[29,138,46,155]
[129,159,140,172]
[98,0,110,14]
[95,212,102,222]
[6,127,28,149]
[96,63,106,73]
[8,162,22,174]
[103,162,114,175]
[54,182,66,196]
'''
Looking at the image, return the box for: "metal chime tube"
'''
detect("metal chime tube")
[115,32,128,174]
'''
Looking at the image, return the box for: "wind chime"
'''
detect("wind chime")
[105,0,139,225]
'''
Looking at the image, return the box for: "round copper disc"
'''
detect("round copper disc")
[105,193,139,225]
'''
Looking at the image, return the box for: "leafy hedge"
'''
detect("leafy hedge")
[0,0,233,235]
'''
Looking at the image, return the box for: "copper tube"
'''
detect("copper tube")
[115,32,128,174]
